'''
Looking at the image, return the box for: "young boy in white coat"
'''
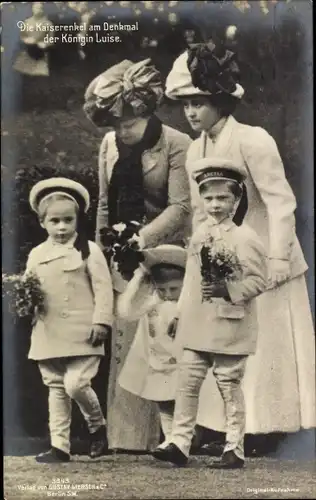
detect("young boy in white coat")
[152,158,268,469]
[117,245,186,446]
[26,178,114,463]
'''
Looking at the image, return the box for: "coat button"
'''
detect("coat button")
[64,296,69,302]
[60,311,69,318]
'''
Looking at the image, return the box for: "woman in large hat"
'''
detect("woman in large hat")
[83,58,192,451]
[164,40,315,454]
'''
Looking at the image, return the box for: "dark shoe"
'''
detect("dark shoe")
[89,425,109,458]
[35,447,70,463]
[189,444,200,455]
[199,441,224,457]
[152,443,188,466]
[207,450,244,469]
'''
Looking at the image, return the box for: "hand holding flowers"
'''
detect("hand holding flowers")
[201,280,230,301]
[199,237,243,303]
[2,271,45,321]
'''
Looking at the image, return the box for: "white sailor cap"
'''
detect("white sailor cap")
[29,177,90,213]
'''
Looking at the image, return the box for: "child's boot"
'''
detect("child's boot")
[89,424,109,458]
[207,450,244,469]
[35,447,70,463]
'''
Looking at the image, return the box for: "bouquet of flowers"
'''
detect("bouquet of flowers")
[2,271,46,320]
[199,237,243,303]
[100,221,145,281]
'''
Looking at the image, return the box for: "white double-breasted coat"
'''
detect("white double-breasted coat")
[26,239,114,360]
[117,268,181,402]
[177,218,267,356]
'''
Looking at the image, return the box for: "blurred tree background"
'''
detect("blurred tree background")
[1,0,313,453]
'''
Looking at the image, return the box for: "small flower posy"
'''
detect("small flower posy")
[199,237,243,303]
[2,271,46,320]
[100,220,145,281]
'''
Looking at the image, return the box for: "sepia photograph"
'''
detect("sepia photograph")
[1,1,315,499]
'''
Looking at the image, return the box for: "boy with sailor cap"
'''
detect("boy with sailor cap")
[26,177,114,463]
[164,40,316,452]
[152,158,268,469]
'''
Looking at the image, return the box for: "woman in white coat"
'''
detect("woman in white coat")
[164,42,315,452]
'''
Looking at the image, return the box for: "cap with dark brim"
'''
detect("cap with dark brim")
[190,157,247,187]
[194,167,244,186]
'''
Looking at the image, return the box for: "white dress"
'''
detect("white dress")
[118,298,180,402]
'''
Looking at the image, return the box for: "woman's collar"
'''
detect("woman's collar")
[207,117,228,141]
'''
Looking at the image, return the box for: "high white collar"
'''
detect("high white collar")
[207,117,228,141]
[205,216,235,232]
[47,233,78,249]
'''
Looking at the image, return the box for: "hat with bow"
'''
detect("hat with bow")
[83,59,164,126]
[165,41,244,100]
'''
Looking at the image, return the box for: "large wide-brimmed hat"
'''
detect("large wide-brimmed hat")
[29,177,90,213]
[117,245,187,315]
[83,59,164,126]
[142,244,187,271]
[165,42,244,100]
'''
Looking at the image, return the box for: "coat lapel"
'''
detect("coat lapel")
[36,240,83,270]
[36,241,70,264]
[142,137,163,176]
[213,115,236,156]
[106,130,164,181]
[106,132,119,182]
[200,115,237,159]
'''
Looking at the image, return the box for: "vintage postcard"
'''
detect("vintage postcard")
[2,1,315,499]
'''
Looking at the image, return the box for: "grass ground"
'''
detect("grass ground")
[4,454,316,500]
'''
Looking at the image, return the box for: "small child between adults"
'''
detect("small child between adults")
[117,245,186,446]
[152,158,268,469]
[26,178,114,463]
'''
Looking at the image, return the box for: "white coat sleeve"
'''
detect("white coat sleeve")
[226,229,268,305]
[176,246,197,316]
[241,127,297,260]
[86,242,114,326]
[185,144,207,232]
[24,247,38,277]
[116,267,159,321]
[95,133,110,249]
